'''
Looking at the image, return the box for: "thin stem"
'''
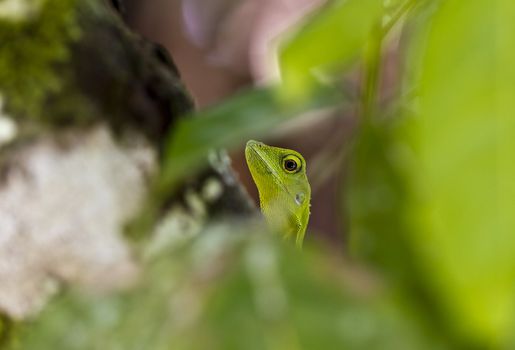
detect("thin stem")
[361,27,383,122]
[361,0,418,122]
[382,0,419,38]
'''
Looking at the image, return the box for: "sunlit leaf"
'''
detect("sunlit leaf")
[278,0,382,100]
[350,0,515,346]
[406,0,515,344]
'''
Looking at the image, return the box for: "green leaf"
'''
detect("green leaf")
[278,0,383,101]
[406,0,515,344]
[160,0,385,194]
[161,86,342,192]
[350,0,515,346]
[18,224,439,350]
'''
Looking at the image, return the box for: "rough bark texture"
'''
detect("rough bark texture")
[0,0,255,320]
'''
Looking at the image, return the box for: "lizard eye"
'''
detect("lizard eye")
[283,155,301,173]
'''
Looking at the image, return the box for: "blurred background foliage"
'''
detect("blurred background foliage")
[1,0,515,349]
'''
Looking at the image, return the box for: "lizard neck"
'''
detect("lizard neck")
[258,189,302,240]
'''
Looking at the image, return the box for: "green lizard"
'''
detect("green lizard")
[245,140,311,247]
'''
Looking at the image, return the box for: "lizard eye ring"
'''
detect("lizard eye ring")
[283,155,301,173]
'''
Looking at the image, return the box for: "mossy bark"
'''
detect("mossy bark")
[0,0,255,329]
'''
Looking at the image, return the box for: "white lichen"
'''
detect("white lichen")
[0,126,156,319]
[0,117,17,145]
[144,207,202,259]
[245,237,288,321]
[0,94,18,145]
[208,149,236,185]
[185,189,207,219]
[202,177,223,203]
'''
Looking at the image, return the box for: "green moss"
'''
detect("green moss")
[0,0,81,121]
[0,317,4,342]
[0,315,19,350]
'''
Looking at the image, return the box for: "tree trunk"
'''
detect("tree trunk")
[0,0,255,322]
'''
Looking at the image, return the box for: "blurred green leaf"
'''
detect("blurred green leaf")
[161,0,386,193]
[348,120,411,275]
[278,0,382,101]
[349,0,515,347]
[406,0,515,344]
[19,224,440,350]
[161,86,342,192]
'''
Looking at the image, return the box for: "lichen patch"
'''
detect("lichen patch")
[0,125,157,319]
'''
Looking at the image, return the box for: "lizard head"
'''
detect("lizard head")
[245,140,311,244]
